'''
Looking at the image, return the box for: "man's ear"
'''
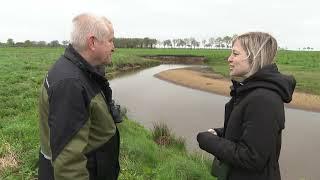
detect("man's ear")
[88,35,95,51]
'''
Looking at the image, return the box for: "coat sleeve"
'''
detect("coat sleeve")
[213,127,224,137]
[48,79,90,180]
[197,95,279,171]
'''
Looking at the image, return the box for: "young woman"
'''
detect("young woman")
[197,32,296,180]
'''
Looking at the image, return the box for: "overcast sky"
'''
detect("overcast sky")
[1,0,319,50]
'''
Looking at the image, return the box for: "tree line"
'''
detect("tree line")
[160,36,236,49]
[0,38,315,50]
[114,36,236,49]
[0,35,237,49]
[0,38,69,48]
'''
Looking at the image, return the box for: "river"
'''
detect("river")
[110,64,320,180]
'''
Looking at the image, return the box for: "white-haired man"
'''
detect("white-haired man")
[38,13,121,180]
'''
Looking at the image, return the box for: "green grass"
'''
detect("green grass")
[118,120,213,180]
[0,48,59,179]
[203,49,320,95]
[152,122,186,151]
[0,48,214,179]
[0,47,319,179]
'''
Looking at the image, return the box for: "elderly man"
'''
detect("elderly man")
[38,13,121,180]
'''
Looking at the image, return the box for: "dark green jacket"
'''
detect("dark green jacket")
[39,45,119,179]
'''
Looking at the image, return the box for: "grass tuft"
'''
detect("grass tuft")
[152,122,186,151]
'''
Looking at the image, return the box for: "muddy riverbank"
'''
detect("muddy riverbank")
[155,66,320,112]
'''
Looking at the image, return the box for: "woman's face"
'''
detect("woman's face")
[228,40,251,77]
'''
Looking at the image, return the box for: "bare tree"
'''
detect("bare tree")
[176,39,186,48]
[163,39,172,48]
[156,40,162,48]
[202,39,207,48]
[223,36,232,48]
[184,38,191,48]
[208,37,215,49]
[62,40,69,47]
[215,37,223,49]
[190,37,199,49]
[172,39,179,48]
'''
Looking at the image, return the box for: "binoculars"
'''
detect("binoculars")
[109,100,123,123]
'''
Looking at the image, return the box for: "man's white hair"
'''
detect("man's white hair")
[70,13,113,52]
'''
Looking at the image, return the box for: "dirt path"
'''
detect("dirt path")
[155,67,320,112]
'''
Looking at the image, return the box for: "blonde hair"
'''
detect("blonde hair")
[70,13,113,52]
[232,32,278,77]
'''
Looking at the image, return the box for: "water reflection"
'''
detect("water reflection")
[110,64,320,180]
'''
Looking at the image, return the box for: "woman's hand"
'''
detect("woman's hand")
[207,128,217,135]
[197,130,218,153]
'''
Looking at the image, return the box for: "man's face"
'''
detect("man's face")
[94,26,115,65]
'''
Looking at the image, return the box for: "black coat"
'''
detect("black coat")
[197,64,296,180]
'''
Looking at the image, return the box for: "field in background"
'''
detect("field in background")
[116,48,320,95]
[0,47,319,179]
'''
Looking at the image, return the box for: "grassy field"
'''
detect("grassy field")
[116,48,320,95]
[117,120,213,180]
[203,49,320,95]
[90,47,316,96]
[0,48,213,179]
[0,47,319,179]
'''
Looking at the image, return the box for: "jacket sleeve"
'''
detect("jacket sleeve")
[48,79,90,180]
[213,127,224,137]
[197,95,279,171]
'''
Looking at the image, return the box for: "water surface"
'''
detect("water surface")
[111,65,320,180]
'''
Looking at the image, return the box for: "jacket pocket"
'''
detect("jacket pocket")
[211,157,230,180]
